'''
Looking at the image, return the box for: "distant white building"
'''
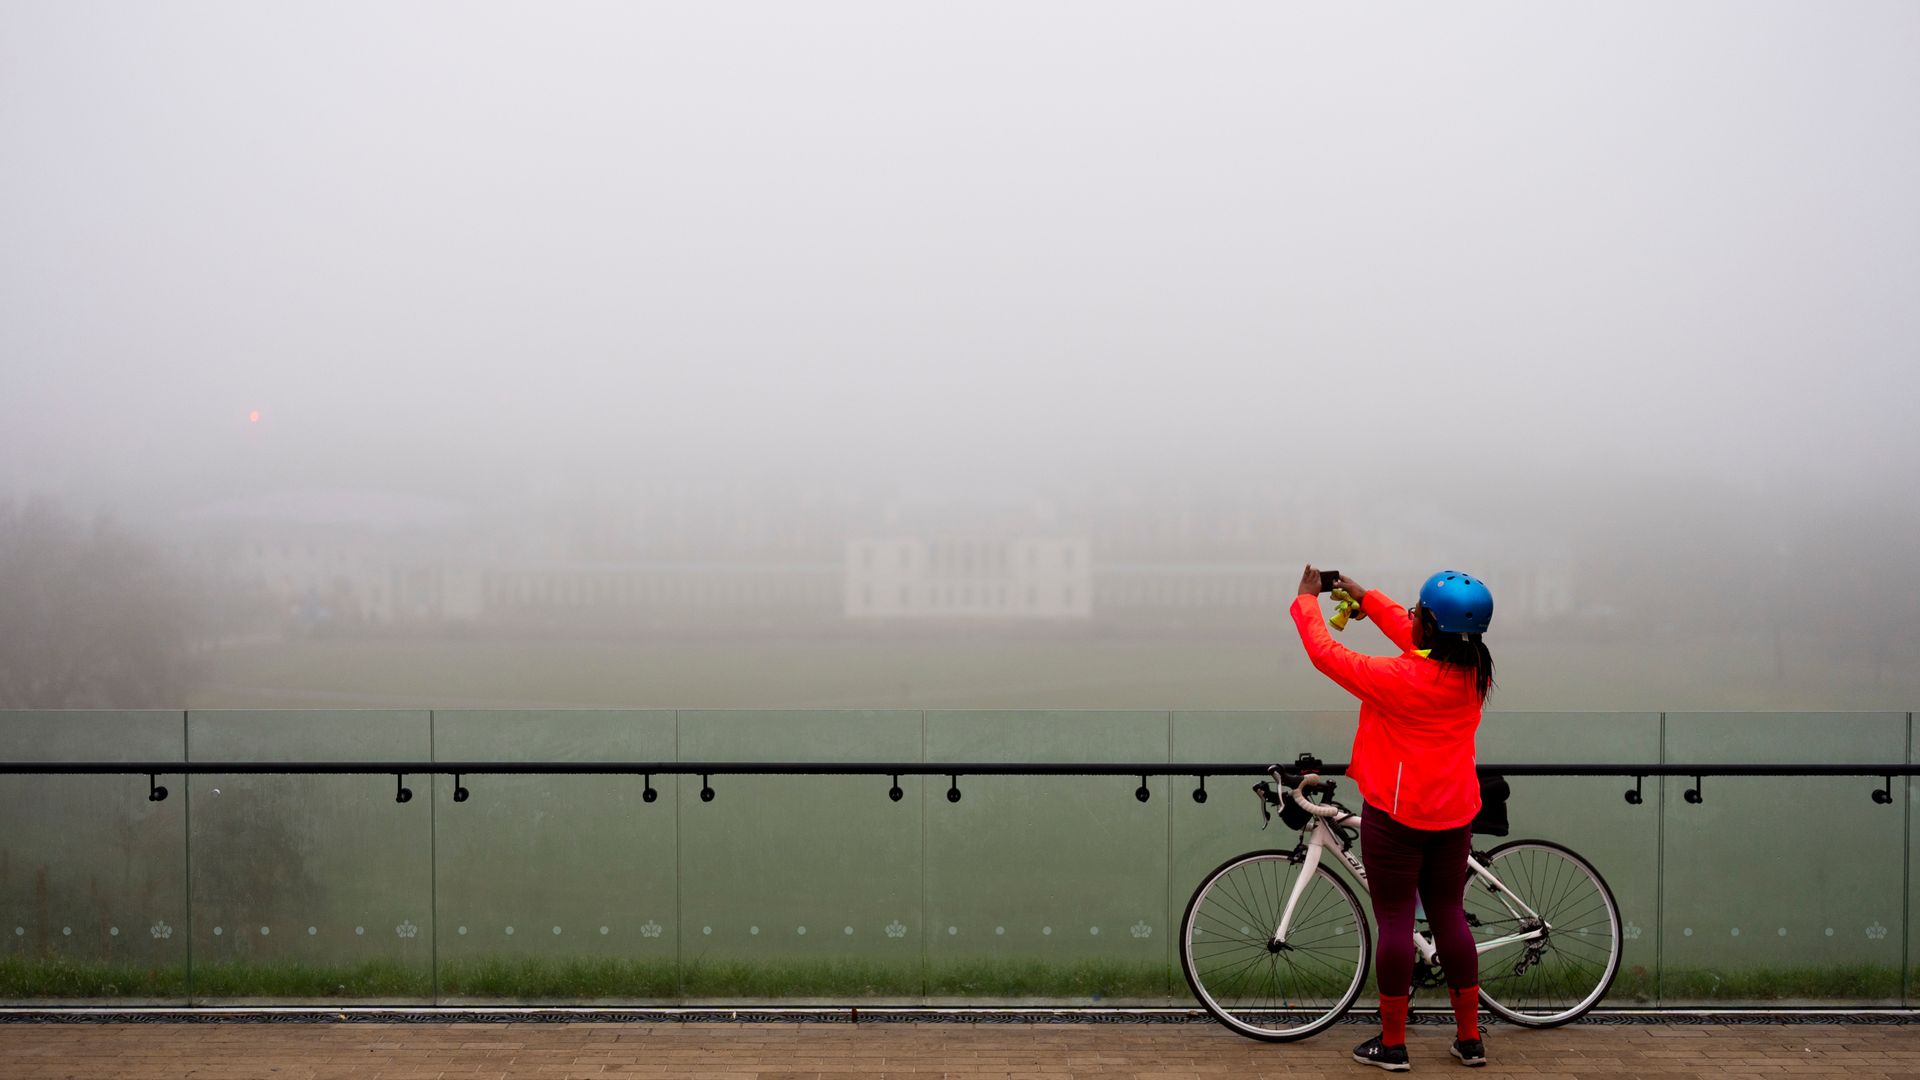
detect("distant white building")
[177,490,486,627]
[174,486,1576,636]
[844,536,1091,619]
[483,561,837,626]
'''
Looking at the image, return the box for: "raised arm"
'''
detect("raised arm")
[1291,567,1401,705]
[1338,579,1416,654]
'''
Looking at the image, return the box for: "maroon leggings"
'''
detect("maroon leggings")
[1361,803,1480,995]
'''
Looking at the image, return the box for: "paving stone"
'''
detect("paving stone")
[0,1021,1912,1078]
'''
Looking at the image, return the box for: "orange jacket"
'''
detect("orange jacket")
[1288,588,1482,830]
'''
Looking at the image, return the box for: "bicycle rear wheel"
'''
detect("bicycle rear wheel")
[1466,839,1621,1027]
[1179,849,1371,1041]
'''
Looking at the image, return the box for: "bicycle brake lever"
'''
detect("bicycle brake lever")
[1252,781,1272,829]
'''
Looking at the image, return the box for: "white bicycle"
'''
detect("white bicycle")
[1180,757,1622,1042]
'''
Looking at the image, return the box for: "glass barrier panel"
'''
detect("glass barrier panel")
[0,711,188,1003]
[1,708,1913,1007]
[432,710,678,1004]
[1906,713,1917,1007]
[925,710,1170,1005]
[676,711,923,1003]
[186,710,434,1004]
[1475,712,1662,1006]
[1660,712,1907,1004]
[1169,711,1381,1009]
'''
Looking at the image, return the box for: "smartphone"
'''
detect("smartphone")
[1319,570,1341,593]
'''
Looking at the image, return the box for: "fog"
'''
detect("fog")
[3,2,1917,713]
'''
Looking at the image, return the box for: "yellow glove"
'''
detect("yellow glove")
[1330,588,1368,632]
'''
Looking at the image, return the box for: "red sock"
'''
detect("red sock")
[1379,993,1409,1047]
[1449,985,1480,1041]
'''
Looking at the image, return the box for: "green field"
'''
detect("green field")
[191,631,1919,712]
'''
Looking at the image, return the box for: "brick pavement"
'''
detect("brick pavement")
[0,1021,1913,1079]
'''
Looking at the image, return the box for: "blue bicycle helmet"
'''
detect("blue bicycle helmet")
[1417,570,1493,635]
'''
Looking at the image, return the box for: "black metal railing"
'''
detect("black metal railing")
[3,758,1913,806]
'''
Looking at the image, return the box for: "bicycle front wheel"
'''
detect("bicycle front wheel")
[1180,849,1371,1042]
[1466,839,1622,1027]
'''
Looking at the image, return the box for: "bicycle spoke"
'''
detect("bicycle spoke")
[1210,878,1270,937]
[1223,869,1267,931]
[1466,842,1620,1026]
[1183,854,1368,1039]
[1205,948,1274,995]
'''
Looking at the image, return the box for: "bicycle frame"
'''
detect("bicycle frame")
[1271,800,1548,964]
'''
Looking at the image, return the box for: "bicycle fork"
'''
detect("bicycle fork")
[1268,837,1329,949]
[1270,819,1357,948]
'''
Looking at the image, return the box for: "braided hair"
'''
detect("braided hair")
[1416,606,1496,704]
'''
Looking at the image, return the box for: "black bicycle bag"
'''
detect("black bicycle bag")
[1471,774,1511,836]
[1278,789,1315,831]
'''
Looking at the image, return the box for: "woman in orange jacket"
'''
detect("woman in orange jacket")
[1291,564,1496,1072]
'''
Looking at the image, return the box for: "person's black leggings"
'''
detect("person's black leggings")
[1360,802,1480,995]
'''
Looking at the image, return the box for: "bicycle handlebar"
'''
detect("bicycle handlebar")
[1288,772,1347,818]
[1257,765,1347,824]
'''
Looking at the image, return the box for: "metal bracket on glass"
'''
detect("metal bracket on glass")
[1683,775,1703,804]
[394,774,413,804]
[1873,776,1894,805]
[147,773,168,802]
[642,774,658,804]
[1135,775,1151,803]
[1191,775,1208,804]
[946,774,961,803]
[452,773,470,803]
[887,774,903,802]
[699,774,714,802]
[1624,776,1644,805]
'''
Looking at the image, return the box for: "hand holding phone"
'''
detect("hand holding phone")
[1319,570,1341,594]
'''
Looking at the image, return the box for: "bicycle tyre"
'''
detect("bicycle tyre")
[1180,849,1371,1042]
[1467,838,1622,1028]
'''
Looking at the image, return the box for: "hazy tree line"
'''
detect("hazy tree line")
[0,499,203,709]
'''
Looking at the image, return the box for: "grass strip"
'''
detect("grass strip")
[0,956,1904,1004]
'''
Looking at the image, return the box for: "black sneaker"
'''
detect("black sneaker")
[1352,1035,1411,1072]
[1450,1037,1487,1067]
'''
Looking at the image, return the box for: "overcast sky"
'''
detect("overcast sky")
[3,1,1917,513]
